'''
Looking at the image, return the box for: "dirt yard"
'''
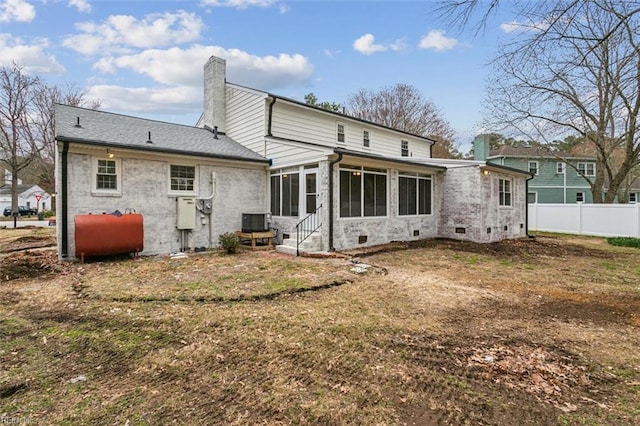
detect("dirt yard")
[1,228,639,425]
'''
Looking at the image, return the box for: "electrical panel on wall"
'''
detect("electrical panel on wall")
[176,197,196,230]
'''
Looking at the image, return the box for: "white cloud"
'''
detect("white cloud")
[0,0,36,23]
[92,45,314,90]
[200,0,280,8]
[418,30,458,51]
[68,0,92,13]
[353,34,387,55]
[0,34,65,74]
[500,21,522,33]
[499,19,550,33]
[87,85,202,114]
[62,10,204,55]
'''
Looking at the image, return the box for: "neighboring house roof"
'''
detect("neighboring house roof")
[55,104,269,164]
[488,145,596,160]
[226,82,437,145]
[0,184,42,195]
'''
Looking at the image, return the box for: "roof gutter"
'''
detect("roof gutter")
[54,137,270,165]
[328,151,343,251]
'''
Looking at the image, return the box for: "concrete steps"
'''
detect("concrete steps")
[275,231,322,256]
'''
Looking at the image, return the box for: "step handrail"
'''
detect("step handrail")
[295,204,322,256]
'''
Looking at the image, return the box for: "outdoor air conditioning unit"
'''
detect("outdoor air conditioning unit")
[241,212,271,233]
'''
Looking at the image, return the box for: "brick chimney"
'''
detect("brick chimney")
[203,56,226,133]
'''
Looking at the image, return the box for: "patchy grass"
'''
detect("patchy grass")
[1,231,639,425]
[608,237,640,249]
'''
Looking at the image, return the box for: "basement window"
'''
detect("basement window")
[455,227,466,234]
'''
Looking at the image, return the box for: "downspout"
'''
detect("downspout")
[61,141,69,258]
[267,97,276,137]
[525,174,535,239]
[328,151,343,251]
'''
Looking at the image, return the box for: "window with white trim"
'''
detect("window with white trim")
[528,161,539,175]
[499,178,512,206]
[337,122,345,143]
[363,129,370,148]
[576,191,585,202]
[577,162,595,177]
[270,169,299,217]
[339,165,387,217]
[399,172,432,215]
[630,193,637,203]
[170,165,196,193]
[527,192,537,203]
[93,158,121,195]
[556,162,565,174]
[401,140,409,157]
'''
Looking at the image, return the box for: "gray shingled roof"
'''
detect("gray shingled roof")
[55,104,269,164]
[0,184,33,195]
[488,145,595,160]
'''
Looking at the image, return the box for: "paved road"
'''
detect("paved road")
[0,220,55,229]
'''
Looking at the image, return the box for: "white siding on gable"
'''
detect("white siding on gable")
[225,87,267,156]
[266,139,331,169]
[270,101,432,159]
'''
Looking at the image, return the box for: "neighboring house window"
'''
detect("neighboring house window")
[401,140,409,157]
[630,193,637,203]
[499,178,512,206]
[337,123,345,143]
[363,130,370,148]
[339,165,387,217]
[576,192,585,202]
[398,172,432,215]
[527,192,537,203]
[93,158,121,194]
[577,162,595,177]
[170,165,196,192]
[528,161,539,175]
[556,162,565,174]
[270,170,299,217]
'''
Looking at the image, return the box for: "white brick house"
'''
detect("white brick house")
[55,56,531,259]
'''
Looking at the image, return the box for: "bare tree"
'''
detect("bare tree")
[1,64,101,215]
[346,83,461,158]
[0,64,41,218]
[456,0,640,202]
[29,83,101,194]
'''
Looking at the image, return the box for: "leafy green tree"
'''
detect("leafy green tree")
[304,93,342,112]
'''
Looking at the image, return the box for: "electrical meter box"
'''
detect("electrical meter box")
[176,197,196,229]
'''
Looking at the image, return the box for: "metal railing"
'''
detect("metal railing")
[295,204,322,256]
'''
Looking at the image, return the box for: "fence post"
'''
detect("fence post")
[635,203,640,238]
[576,202,583,235]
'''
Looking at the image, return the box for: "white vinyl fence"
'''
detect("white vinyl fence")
[528,203,640,238]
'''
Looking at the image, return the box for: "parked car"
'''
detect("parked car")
[2,206,38,217]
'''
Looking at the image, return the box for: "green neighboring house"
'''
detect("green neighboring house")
[473,136,598,204]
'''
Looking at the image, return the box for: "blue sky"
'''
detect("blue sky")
[1,0,519,153]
